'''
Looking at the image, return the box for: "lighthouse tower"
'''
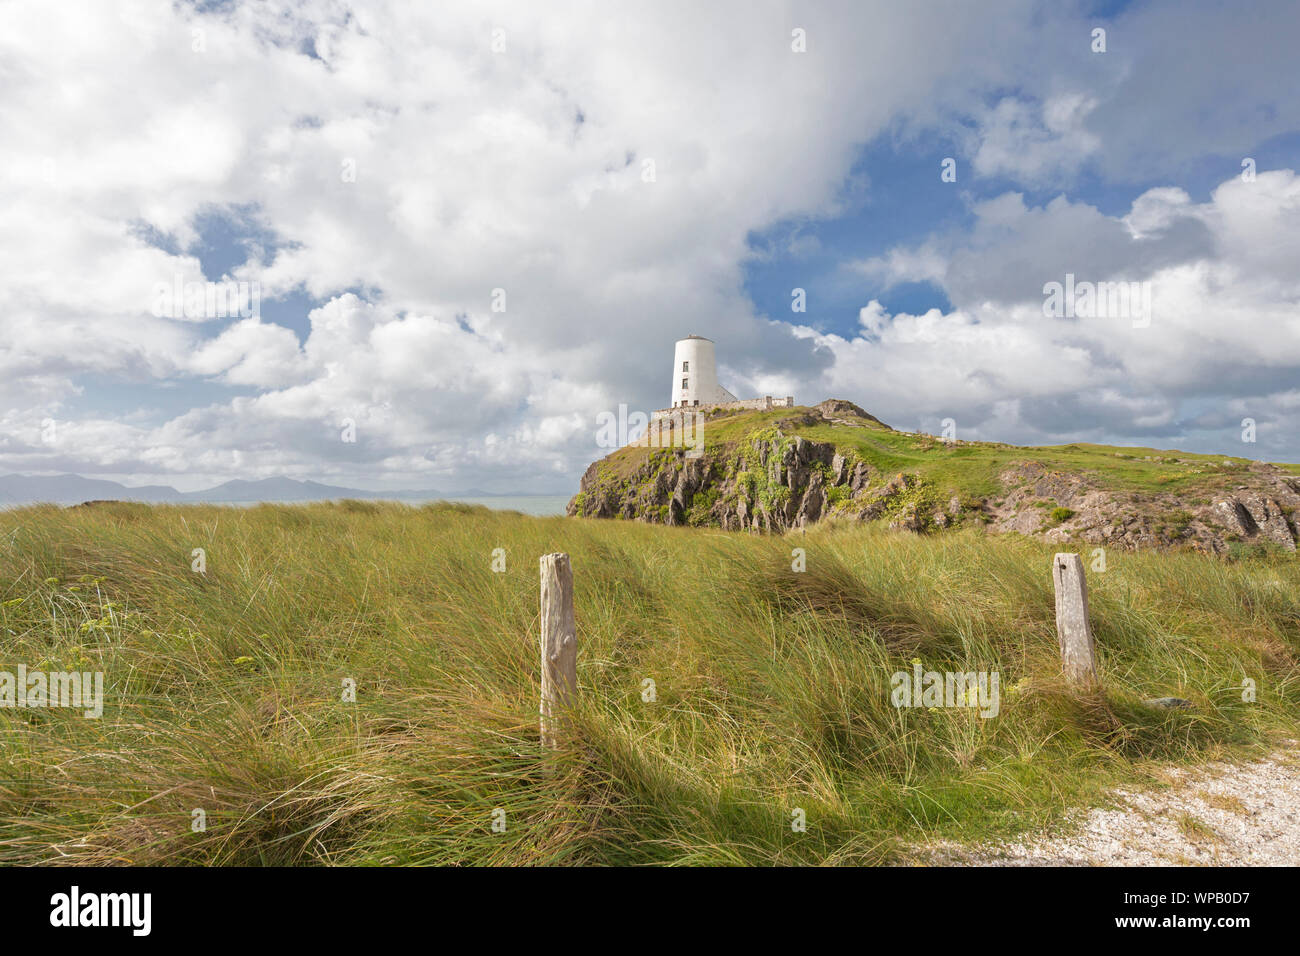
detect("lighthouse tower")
[670,335,738,408]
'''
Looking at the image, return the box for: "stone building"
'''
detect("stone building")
[654,334,793,419]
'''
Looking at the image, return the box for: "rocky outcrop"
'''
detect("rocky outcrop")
[568,402,1300,556]
[814,399,887,428]
[570,407,932,533]
[1213,493,1297,552]
[985,461,1299,554]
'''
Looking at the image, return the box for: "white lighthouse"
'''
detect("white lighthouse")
[652,335,794,421]
[670,335,738,408]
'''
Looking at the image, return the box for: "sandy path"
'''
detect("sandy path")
[931,744,1300,866]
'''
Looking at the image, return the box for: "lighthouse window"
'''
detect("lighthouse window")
[681,378,689,389]
[682,361,689,372]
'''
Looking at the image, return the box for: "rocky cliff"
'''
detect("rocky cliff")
[568,400,1300,555]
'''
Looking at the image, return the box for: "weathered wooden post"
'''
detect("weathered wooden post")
[1052,552,1098,686]
[539,552,577,748]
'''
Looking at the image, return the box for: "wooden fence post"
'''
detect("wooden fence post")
[1052,552,1098,686]
[539,552,577,748]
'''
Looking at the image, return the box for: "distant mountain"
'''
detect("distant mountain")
[0,473,524,507]
[189,477,371,502]
[0,474,183,505]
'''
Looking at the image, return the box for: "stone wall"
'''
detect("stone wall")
[651,395,794,420]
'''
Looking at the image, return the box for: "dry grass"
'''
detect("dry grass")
[0,501,1296,865]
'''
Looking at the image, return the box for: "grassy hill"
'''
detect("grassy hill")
[571,400,1300,555]
[0,500,1297,864]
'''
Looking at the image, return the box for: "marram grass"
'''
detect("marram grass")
[0,501,1296,865]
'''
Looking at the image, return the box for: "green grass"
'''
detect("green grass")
[1048,506,1076,526]
[0,501,1296,865]
[613,404,1273,505]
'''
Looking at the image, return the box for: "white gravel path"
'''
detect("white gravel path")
[932,743,1300,866]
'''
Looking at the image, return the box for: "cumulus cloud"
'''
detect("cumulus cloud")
[968,93,1102,184]
[805,170,1300,461]
[1,0,1056,489]
[1,0,1298,490]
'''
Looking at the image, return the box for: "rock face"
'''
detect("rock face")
[984,461,1300,554]
[1213,494,1297,552]
[568,403,1300,555]
[569,411,925,534]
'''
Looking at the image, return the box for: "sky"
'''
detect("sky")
[1,0,1297,494]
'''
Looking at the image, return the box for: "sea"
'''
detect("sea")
[363,495,571,516]
[3,496,574,516]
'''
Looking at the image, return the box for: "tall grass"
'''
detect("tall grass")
[0,501,1295,865]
